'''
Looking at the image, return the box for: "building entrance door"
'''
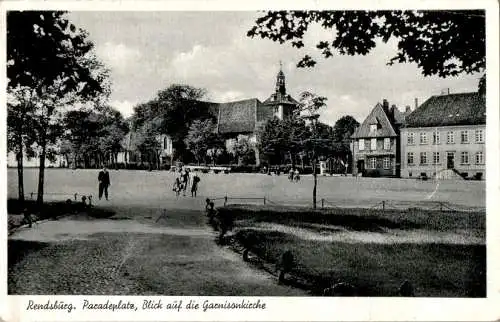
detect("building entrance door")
[447,152,455,169]
[357,160,365,174]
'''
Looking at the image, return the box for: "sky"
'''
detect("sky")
[68,11,482,126]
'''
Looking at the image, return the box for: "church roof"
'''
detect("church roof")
[404,92,486,128]
[262,93,299,106]
[217,98,260,134]
[351,103,398,138]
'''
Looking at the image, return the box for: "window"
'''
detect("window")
[407,152,414,165]
[383,157,391,169]
[475,129,484,143]
[460,130,469,144]
[420,132,428,145]
[461,151,469,164]
[384,138,391,150]
[475,151,484,164]
[369,157,377,169]
[359,139,365,151]
[420,152,427,165]
[407,132,415,145]
[370,124,377,133]
[433,152,440,164]
[433,131,440,145]
[447,131,455,144]
[371,138,377,150]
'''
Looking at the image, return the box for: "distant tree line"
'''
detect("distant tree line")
[59,106,129,169]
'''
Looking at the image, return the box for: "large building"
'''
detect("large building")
[400,92,486,179]
[214,66,299,164]
[120,65,299,167]
[351,99,409,177]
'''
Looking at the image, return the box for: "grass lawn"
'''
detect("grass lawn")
[7,168,486,209]
[218,205,486,297]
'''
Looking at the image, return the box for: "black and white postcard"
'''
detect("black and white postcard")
[1,0,499,321]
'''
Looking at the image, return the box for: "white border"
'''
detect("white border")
[1,1,499,321]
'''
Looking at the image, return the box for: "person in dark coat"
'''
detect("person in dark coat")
[98,167,111,200]
[191,172,200,197]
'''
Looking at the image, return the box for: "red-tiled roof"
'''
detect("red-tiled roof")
[405,92,486,128]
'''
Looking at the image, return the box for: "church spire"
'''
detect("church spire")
[275,61,286,96]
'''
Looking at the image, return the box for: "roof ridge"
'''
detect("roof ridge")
[219,97,259,104]
[430,92,480,98]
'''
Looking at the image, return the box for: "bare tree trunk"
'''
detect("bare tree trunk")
[289,151,295,169]
[16,147,25,203]
[312,156,317,209]
[37,135,46,206]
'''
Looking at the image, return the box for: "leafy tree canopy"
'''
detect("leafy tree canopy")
[184,119,223,164]
[333,115,360,143]
[248,10,485,78]
[7,11,109,99]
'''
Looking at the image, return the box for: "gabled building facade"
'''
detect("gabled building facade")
[400,92,486,179]
[351,99,409,177]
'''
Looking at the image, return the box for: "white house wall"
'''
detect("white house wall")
[400,124,485,179]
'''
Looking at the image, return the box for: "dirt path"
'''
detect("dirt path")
[8,206,305,295]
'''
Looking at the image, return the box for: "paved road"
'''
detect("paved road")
[8,196,305,295]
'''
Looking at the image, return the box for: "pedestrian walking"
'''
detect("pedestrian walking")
[288,168,294,182]
[173,176,183,197]
[181,168,190,196]
[191,172,201,197]
[98,166,111,200]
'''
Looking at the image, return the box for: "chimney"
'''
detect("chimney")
[390,104,397,121]
[405,105,411,113]
[382,99,390,115]
[382,99,389,109]
[414,98,418,110]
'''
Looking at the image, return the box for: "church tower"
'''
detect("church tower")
[262,62,299,120]
[275,62,286,97]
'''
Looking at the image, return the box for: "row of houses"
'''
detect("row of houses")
[351,91,486,179]
[7,65,486,180]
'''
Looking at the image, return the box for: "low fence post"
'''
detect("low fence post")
[263,196,266,205]
[224,195,227,206]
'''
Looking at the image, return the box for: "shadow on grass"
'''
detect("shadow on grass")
[220,207,422,232]
[8,198,116,220]
[219,204,485,233]
[233,229,486,297]
[8,240,51,267]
